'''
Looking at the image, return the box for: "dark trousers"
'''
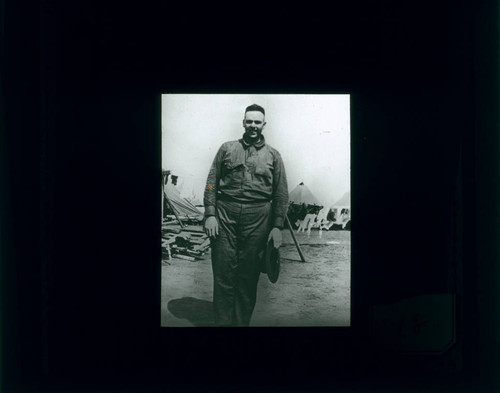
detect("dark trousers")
[211,199,271,326]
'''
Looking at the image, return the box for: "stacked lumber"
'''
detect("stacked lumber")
[162,223,211,262]
[163,216,204,226]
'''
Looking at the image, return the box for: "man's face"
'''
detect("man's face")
[243,111,266,141]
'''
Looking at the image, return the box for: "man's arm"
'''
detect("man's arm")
[270,150,289,229]
[268,151,289,248]
[203,145,225,217]
[203,145,225,237]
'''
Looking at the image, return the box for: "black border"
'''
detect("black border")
[2,0,499,391]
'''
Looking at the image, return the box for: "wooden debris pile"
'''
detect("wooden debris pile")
[162,223,211,262]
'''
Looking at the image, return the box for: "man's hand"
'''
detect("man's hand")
[204,216,219,238]
[268,227,282,249]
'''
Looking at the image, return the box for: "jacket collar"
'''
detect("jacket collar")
[240,133,266,150]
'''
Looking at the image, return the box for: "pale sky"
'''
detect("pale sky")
[162,94,350,208]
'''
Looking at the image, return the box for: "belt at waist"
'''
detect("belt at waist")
[217,192,271,205]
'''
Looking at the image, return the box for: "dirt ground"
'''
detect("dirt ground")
[161,228,350,327]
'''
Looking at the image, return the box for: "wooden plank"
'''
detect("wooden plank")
[162,221,181,226]
[187,239,206,244]
[180,228,205,234]
[162,228,180,233]
[173,254,196,261]
[193,238,211,251]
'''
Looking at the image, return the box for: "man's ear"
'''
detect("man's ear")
[262,121,267,129]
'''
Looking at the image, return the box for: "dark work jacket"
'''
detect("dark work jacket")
[204,135,289,229]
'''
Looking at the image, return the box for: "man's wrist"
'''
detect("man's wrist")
[271,217,284,229]
[204,205,216,217]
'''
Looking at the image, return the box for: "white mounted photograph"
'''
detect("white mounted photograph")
[161,94,351,327]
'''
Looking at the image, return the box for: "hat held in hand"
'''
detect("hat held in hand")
[264,237,280,283]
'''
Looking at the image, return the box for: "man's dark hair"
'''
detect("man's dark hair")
[245,104,265,116]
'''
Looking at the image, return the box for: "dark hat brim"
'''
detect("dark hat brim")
[264,238,280,283]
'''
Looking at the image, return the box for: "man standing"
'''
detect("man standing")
[204,104,289,327]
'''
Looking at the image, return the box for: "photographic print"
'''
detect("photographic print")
[161,94,350,327]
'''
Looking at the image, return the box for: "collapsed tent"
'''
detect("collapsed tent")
[189,198,204,207]
[163,182,204,220]
[287,182,324,226]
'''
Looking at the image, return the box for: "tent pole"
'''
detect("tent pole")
[285,215,306,263]
[161,173,165,222]
[162,170,170,223]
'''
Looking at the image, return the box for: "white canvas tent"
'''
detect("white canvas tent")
[333,191,350,207]
[190,198,204,207]
[164,183,204,219]
[162,170,204,221]
[287,183,324,228]
[327,191,350,229]
[288,182,323,208]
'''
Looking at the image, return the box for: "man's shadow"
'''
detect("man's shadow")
[167,297,215,327]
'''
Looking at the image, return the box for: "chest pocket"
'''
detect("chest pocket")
[223,155,245,172]
[221,152,245,187]
[254,158,274,186]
